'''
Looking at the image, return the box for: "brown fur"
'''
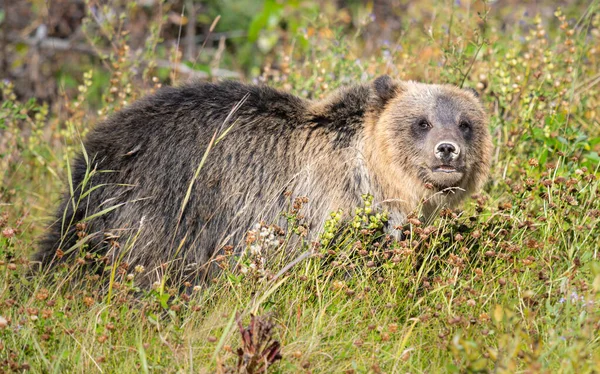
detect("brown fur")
[36,76,492,285]
[364,80,492,222]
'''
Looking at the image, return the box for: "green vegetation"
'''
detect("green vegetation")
[1,0,600,372]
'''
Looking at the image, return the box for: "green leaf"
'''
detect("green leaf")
[159,293,170,309]
[583,151,599,162]
[184,61,211,74]
[248,13,267,42]
[247,0,283,42]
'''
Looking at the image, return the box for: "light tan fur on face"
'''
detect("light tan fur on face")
[363,80,492,225]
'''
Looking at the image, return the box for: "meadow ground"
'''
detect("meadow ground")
[1,1,600,372]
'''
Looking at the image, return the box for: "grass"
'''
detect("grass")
[1,0,600,372]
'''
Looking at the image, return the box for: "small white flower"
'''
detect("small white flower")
[250,244,262,255]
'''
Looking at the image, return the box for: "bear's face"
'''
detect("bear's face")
[371,76,491,193]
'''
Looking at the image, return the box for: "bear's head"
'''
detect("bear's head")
[366,75,492,214]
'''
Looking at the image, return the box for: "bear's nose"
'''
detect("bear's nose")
[435,142,460,161]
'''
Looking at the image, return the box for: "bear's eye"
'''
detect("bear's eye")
[417,119,431,130]
[459,120,471,132]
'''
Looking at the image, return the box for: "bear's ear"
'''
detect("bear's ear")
[463,87,480,99]
[373,75,402,105]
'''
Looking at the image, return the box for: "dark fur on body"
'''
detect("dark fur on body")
[36,76,492,285]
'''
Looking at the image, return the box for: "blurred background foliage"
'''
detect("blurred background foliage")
[0,0,592,103]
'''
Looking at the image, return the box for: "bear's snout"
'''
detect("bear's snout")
[434,141,460,162]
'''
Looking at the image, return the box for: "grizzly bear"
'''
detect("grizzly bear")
[35,75,492,285]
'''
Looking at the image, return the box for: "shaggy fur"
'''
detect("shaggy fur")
[35,76,492,284]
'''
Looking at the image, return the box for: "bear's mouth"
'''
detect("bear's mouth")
[420,164,465,189]
[432,165,457,173]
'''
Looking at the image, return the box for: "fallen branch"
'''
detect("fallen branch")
[7,34,241,79]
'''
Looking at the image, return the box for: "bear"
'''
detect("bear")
[35,75,492,285]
